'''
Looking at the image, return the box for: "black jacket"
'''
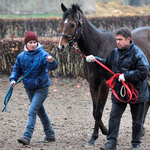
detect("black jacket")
[95,40,149,103]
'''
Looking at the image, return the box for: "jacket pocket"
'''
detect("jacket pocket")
[23,74,49,89]
[37,74,49,86]
[23,78,39,89]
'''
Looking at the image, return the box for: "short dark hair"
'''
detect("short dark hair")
[116,27,131,39]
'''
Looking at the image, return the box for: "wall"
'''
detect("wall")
[0,0,96,15]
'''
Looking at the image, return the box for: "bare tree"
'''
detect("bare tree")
[129,0,141,6]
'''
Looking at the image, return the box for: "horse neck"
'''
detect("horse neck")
[77,15,106,56]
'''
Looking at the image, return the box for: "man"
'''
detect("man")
[86,27,149,150]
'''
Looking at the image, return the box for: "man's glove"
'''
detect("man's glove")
[86,55,95,62]
[118,74,125,82]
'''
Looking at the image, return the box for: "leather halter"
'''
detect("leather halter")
[59,11,83,48]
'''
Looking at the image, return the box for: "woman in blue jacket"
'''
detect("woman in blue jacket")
[10,31,58,145]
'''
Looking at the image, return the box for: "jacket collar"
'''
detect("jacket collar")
[24,43,42,52]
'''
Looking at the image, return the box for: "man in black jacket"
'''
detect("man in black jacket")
[86,27,149,150]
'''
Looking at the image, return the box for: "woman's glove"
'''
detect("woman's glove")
[86,55,95,62]
[118,74,125,82]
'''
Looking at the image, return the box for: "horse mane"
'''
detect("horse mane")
[63,4,83,19]
[73,4,83,13]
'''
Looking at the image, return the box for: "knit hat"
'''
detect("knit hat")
[24,31,38,45]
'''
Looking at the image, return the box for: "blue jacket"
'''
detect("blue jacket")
[10,43,58,90]
[95,40,149,103]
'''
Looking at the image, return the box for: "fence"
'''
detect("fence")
[0,15,150,76]
[0,37,84,77]
[0,15,150,38]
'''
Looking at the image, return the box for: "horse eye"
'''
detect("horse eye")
[71,24,75,28]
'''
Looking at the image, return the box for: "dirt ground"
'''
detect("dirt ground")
[0,2,150,150]
[0,74,150,150]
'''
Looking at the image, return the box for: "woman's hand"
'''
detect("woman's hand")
[10,81,16,88]
[46,56,54,63]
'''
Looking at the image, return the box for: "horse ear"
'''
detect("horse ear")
[61,3,68,12]
[72,4,77,13]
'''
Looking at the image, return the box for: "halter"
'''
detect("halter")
[59,11,83,48]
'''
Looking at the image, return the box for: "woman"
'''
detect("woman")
[10,31,58,145]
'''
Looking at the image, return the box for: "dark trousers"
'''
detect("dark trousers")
[107,102,145,147]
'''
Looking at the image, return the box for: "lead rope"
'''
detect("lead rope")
[2,47,58,112]
[75,47,139,104]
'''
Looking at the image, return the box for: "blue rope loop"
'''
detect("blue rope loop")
[2,83,14,112]
[2,47,58,112]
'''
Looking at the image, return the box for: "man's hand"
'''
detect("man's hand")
[86,55,95,62]
[46,56,54,63]
[10,81,16,88]
[118,74,125,82]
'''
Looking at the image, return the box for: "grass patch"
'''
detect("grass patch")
[0,13,62,19]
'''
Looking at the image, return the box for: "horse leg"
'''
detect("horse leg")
[86,101,100,146]
[142,101,150,136]
[142,84,150,136]
[87,81,109,146]
[99,120,107,135]
[98,82,109,135]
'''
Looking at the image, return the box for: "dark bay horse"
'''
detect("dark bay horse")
[58,3,150,146]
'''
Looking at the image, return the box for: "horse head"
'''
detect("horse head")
[58,3,83,51]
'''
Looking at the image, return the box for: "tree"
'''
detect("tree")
[129,0,141,6]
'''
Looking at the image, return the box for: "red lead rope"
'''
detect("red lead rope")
[76,48,139,103]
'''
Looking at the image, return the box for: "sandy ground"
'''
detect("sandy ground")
[0,74,150,150]
[0,1,150,150]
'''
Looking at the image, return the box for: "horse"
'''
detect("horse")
[58,3,150,146]
[131,27,150,128]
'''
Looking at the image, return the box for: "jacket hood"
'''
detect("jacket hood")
[24,43,43,54]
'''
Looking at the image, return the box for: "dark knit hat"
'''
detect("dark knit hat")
[24,31,38,45]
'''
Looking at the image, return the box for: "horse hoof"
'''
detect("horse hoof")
[84,142,95,148]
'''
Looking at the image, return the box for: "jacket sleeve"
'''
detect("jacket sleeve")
[47,59,58,71]
[95,56,106,64]
[10,56,22,82]
[94,51,113,70]
[43,50,58,71]
[124,55,149,82]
